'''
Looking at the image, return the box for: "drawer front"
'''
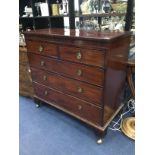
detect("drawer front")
[59,46,105,67]
[28,53,104,87]
[19,51,28,64]
[31,68,103,105]
[26,40,58,58]
[33,82,102,125]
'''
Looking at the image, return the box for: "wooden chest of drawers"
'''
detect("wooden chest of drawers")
[24,28,131,143]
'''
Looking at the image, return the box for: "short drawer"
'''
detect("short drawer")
[59,46,105,67]
[33,82,102,125]
[26,40,58,58]
[28,53,104,87]
[31,68,103,105]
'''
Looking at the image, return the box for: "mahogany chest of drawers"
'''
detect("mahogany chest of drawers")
[24,28,131,143]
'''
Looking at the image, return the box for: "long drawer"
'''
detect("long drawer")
[28,53,104,87]
[33,82,102,125]
[31,67,103,105]
[59,45,105,68]
[26,40,58,58]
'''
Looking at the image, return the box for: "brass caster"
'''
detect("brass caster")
[97,139,103,144]
[35,104,40,108]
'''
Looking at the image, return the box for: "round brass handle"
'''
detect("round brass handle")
[76,51,82,60]
[40,60,45,66]
[78,105,82,110]
[43,75,47,81]
[77,69,82,76]
[38,46,43,53]
[44,90,48,96]
[77,87,83,93]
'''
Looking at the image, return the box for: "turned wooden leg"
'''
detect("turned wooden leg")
[95,129,107,144]
[33,97,42,108]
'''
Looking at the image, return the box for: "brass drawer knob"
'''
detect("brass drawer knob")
[77,87,83,93]
[44,90,48,96]
[76,51,82,60]
[43,75,47,81]
[40,60,45,66]
[78,105,82,110]
[38,46,44,53]
[77,69,82,76]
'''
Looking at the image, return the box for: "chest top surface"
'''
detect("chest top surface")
[24,28,131,42]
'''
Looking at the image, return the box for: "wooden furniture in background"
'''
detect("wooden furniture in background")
[19,46,34,97]
[19,0,75,30]
[121,57,135,140]
[24,28,131,143]
[19,0,134,31]
[127,59,135,97]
